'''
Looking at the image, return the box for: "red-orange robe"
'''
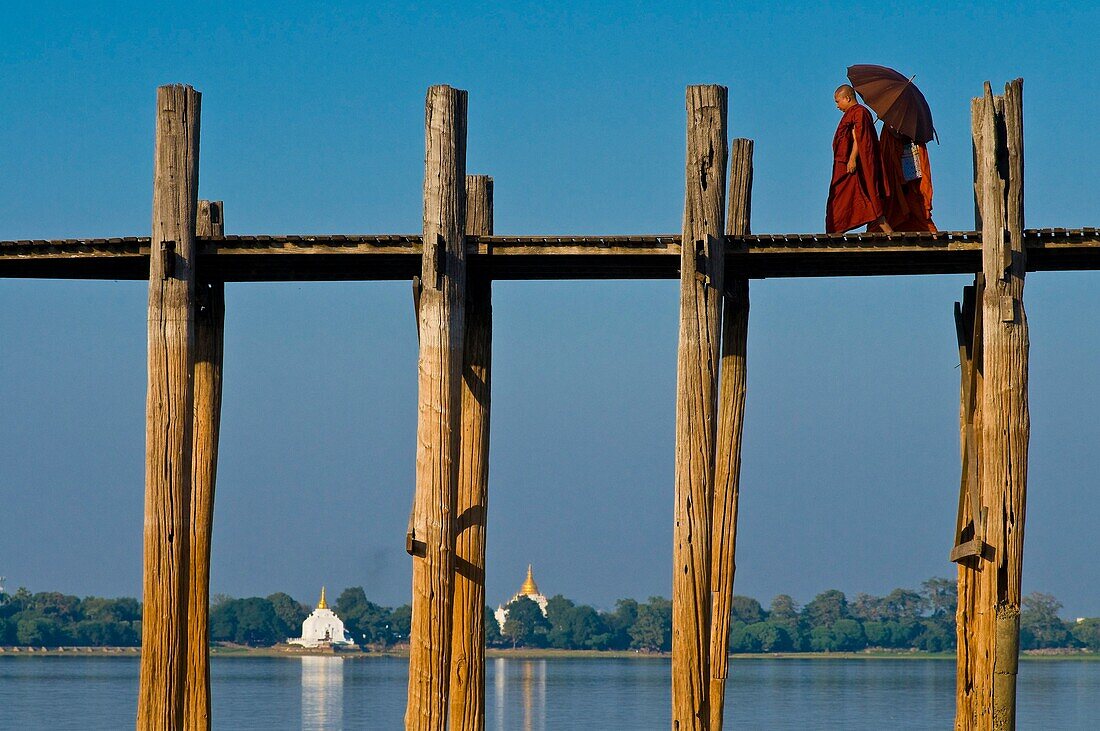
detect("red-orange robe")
[872,130,937,232]
[825,104,886,233]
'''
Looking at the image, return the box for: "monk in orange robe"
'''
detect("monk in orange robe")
[826,85,892,233]
[871,127,937,232]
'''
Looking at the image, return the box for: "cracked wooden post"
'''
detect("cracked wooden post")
[708,138,752,731]
[184,200,224,731]
[138,83,200,731]
[448,175,493,731]
[956,78,1027,731]
[405,84,467,731]
[672,84,727,731]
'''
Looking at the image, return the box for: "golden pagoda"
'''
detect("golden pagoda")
[495,564,549,629]
[519,564,540,596]
[317,586,328,610]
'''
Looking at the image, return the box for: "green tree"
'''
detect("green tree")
[914,621,953,652]
[1020,592,1070,649]
[0,617,14,644]
[629,597,672,652]
[502,596,550,648]
[809,625,834,652]
[830,619,866,651]
[1071,618,1100,651]
[729,620,761,652]
[17,617,64,646]
[390,605,412,642]
[267,592,309,638]
[743,621,793,652]
[209,600,238,643]
[803,590,849,628]
[232,598,284,646]
[731,596,765,625]
[71,619,139,646]
[849,593,884,622]
[880,589,924,622]
[768,595,804,648]
[545,595,576,649]
[334,587,393,646]
[28,592,82,623]
[485,606,504,647]
[81,597,141,623]
[604,598,639,650]
[921,577,957,618]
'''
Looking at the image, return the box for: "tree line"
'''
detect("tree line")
[4,579,1100,653]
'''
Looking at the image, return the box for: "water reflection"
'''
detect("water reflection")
[301,656,344,730]
[492,658,546,731]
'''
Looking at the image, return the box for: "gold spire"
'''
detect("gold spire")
[317,586,328,610]
[520,564,539,596]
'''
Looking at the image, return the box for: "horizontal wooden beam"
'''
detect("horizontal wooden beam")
[1,228,1098,281]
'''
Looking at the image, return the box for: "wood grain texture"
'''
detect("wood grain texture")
[956,79,1028,731]
[672,84,727,731]
[956,274,985,731]
[448,175,493,731]
[405,85,467,731]
[708,138,752,731]
[138,84,200,731]
[184,201,224,731]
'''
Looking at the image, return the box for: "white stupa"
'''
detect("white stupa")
[288,587,357,648]
[494,565,548,629]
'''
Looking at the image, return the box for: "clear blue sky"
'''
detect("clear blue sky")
[2,1,1099,618]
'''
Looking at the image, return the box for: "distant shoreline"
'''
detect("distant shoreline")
[3,646,1098,661]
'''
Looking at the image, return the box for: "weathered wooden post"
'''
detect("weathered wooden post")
[672,84,727,731]
[138,83,201,731]
[184,200,225,731]
[449,175,494,731]
[708,138,752,730]
[955,78,1028,731]
[405,84,468,731]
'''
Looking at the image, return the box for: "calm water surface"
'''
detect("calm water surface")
[2,655,1098,729]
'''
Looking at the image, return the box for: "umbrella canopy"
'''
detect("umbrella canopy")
[847,64,937,144]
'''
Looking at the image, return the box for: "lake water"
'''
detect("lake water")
[2,655,1098,729]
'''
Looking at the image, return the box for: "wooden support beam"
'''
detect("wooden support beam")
[708,138,752,731]
[184,200,225,731]
[138,83,201,731]
[405,84,467,731]
[951,278,987,565]
[956,79,1028,731]
[449,175,493,731]
[672,84,727,731]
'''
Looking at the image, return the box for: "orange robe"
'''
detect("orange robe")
[873,130,937,233]
[825,104,886,233]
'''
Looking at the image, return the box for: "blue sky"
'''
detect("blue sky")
[1,1,1099,617]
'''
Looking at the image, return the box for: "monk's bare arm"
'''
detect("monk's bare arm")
[848,128,859,174]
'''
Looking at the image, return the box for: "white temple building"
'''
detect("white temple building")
[494,565,548,629]
[288,587,357,648]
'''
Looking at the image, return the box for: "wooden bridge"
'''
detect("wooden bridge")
[0,78,1061,730]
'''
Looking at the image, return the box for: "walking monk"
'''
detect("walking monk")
[872,127,937,232]
[825,85,892,233]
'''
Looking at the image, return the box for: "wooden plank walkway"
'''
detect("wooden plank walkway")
[1,228,1097,280]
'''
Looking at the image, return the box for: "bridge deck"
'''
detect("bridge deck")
[1,228,1098,280]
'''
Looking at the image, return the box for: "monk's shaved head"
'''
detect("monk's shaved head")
[834,84,856,101]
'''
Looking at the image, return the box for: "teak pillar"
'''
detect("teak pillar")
[708,138,752,730]
[955,79,1028,731]
[672,84,727,731]
[138,84,201,731]
[184,200,225,731]
[449,175,494,731]
[406,84,468,731]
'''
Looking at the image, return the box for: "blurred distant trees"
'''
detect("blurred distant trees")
[1,579,1096,654]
